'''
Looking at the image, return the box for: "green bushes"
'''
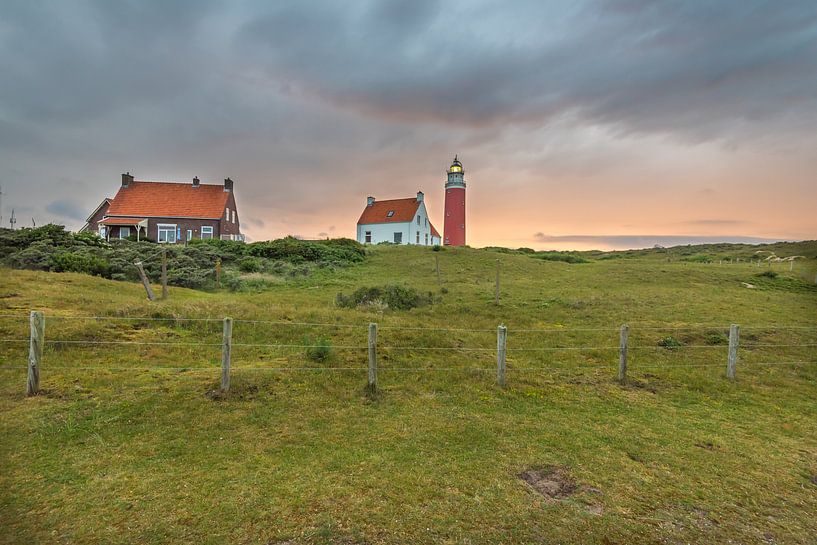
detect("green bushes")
[238,256,263,273]
[336,285,433,311]
[305,338,333,362]
[0,225,366,291]
[247,236,365,264]
[531,251,590,264]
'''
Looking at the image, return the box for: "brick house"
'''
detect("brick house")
[80,173,243,243]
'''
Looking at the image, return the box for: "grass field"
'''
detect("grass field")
[1,243,816,544]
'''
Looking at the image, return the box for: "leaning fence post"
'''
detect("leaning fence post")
[497,324,507,387]
[27,310,44,396]
[727,324,740,380]
[368,323,378,391]
[221,317,232,391]
[134,260,155,301]
[618,324,629,384]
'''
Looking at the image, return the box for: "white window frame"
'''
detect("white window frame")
[98,225,107,239]
[226,207,230,220]
[393,232,402,244]
[186,229,193,242]
[425,233,429,245]
[365,231,372,243]
[232,210,236,223]
[157,224,177,244]
[119,226,130,239]
[201,226,214,240]
[416,231,420,244]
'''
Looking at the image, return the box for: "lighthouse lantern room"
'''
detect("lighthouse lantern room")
[443,155,466,246]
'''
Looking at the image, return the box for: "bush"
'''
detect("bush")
[432,245,442,252]
[756,270,778,279]
[49,251,110,277]
[305,338,333,362]
[531,251,590,264]
[238,256,263,273]
[658,336,684,350]
[336,285,433,311]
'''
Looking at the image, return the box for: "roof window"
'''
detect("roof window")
[386,210,395,217]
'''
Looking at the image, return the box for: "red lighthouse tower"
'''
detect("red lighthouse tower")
[443,155,466,246]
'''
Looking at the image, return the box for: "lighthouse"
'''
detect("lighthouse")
[443,155,466,246]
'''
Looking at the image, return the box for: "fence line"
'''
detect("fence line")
[3,311,816,395]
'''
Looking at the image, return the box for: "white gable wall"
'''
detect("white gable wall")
[358,201,439,245]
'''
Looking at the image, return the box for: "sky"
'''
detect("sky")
[1,0,815,250]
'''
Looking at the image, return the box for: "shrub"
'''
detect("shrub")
[238,256,263,273]
[658,336,684,350]
[756,270,778,279]
[49,251,110,277]
[532,251,590,264]
[432,244,442,252]
[336,285,433,311]
[305,338,333,362]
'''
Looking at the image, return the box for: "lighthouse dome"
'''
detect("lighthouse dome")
[448,155,463,173]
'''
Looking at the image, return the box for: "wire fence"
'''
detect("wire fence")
[0,312,815,396]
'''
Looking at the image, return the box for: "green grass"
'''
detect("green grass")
[1,243,816,544]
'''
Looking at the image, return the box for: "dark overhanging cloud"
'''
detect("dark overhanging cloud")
[237,0,817,141]
[0,0,814,242]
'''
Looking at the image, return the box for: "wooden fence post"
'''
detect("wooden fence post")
[618,324,629,384]
[161,249,168,299]
[134,261,155,301]
[221,317,232,392]
[727,324,740,380]
[497,324,507,387]
[368,323,378,391]
[435,254,441,286]
[494,259,500,305]
[27,310,44,396]
[215,258,222,288]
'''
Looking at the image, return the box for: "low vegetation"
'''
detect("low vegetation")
[0,225,366,290]
[0,240,816,544]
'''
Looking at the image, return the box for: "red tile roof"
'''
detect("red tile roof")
[430,223,440,238]
[106,181,229,219]
[357,197,420,225]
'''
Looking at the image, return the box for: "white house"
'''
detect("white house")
[356,191,441,245]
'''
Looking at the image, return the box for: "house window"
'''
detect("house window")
[119,226,130,239]
[386,211,394,218]
[232,210,236,223]
[425,233,429,245]
[226,207,230,219]
[201,226,214,239]
[425,218,428,227]
[187,229,193,242]
[416,232,420,244]
[417,215,420,225]
[98,225,106,239]
[157,224,177,243]
[365,231,372,243]
[393,232,402,244]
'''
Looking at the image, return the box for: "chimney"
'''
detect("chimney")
[416,191,424,202]
[367,196,375,206]
[121,172,134,188]
[192,176,200,188]
[223,177,233,193]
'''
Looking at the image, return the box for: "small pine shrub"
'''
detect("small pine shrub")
[658,336,684,350]
[756,270,778,279]
[238,256,263,273]
[336,285,432,311]
[305,338,333,362]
